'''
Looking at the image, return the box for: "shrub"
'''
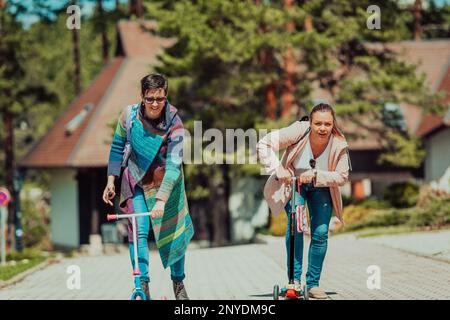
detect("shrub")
[20,189,51,249]
[344,208,410,232]
[6,247,43,261]
[357,198,391,209]
[384,182,419,208]
[416,185,450,208]
[343,197,450,232]
[342,204,374,226]
[383,182,419,208]
[342,196,390,209]
[408,198,450,228]
[269,211,287,236]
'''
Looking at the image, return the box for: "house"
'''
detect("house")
[415,60,450,193]
[417,109,450,193]
[20,20,174,250]
[339,40,450,199]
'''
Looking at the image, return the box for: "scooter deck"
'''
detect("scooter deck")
[280,286,305,300]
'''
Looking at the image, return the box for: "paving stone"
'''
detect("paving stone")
[0,233,449,300]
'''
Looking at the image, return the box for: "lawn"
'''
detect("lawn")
[0,248,50,282]
[332,196,450,236]
[0,256,47,281]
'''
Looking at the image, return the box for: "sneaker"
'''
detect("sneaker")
[308,286,328,299]
[173,281,189,300]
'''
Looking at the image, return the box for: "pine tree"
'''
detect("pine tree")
[0,1,55,250]
[0,0,122,250]
[94,0,110,64]
[146,0,309,244]
[297,0,445,167]
[145,0,444,243]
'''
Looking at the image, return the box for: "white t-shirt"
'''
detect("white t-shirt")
[293,134,332,172]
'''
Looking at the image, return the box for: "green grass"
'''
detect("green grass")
[335,198,450,237]
[340,225,420,238]
[0,256,47,281]
[0,247,53,282]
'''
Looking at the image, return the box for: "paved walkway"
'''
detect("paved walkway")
[358,229,450,262]
[0,233,449,300]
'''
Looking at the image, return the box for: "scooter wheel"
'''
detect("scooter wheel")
[131,289,147,300]
[273,285,280,300]
[303,285,309,300]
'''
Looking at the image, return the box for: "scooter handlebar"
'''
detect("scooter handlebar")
[274,158,316,182]
[107,214,118,221]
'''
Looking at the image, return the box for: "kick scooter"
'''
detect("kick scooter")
[273,160,316,300]
[107,212,168,300]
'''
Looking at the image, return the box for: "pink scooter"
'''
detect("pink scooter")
[107,212,167,300]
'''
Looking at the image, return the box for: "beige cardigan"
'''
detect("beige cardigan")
[256,120,351,224]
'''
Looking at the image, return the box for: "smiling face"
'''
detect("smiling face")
[141,88,167,119]
[310,110,334,143]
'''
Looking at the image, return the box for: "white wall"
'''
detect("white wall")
[49,169,79,248]
[425,127,450,183]
[229,177,268,243]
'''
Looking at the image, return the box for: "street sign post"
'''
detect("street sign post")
[0,187,11,266]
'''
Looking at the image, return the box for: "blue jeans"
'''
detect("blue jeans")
[284,183,332,288]
[129,186,185,283]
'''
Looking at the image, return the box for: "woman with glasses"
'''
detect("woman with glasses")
[257,103,351,299]
[102,74,194,300]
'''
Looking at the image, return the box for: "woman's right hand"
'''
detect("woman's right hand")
[275,166,292,185]
[102,176,116,206]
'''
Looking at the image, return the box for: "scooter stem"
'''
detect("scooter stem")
[131,216,140,275]
[288,176,296,285]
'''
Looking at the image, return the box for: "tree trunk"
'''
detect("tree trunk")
[72,27,81,95]
[304,15,313,32]
[265,82,277,120]
[136,0,144,18]
[128,0,133,15]
[280,0,296,118]
[129,0,144,18]
[3,109,15,253]
[97,0,110,64]
[414,0,422,41]
[254,0,277,119]
[208,164,230,246]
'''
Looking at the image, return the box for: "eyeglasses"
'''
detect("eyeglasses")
[143,96,166,104]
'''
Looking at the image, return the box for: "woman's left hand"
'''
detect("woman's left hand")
[151,200,166,219]
[300,170,315,184]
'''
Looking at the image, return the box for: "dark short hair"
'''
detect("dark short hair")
[140,74,168,96]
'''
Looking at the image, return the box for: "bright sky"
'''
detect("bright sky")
[12,0,128,28]
[12,0,450,29]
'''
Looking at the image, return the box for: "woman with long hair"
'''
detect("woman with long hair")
[257,103,351,299]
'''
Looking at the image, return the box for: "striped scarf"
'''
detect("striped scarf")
[107,102,194,268]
